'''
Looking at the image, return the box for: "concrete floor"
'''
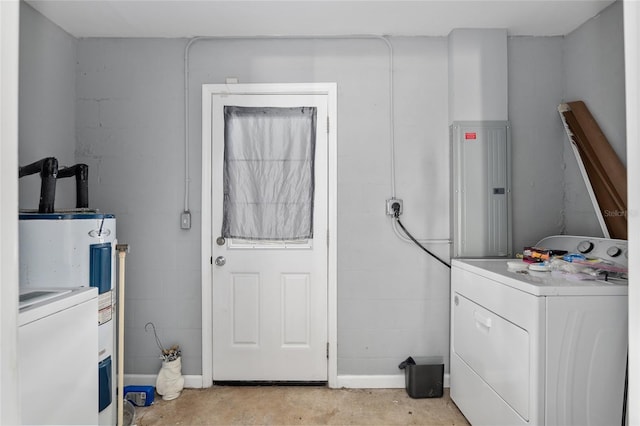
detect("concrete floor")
[134,386,470,425]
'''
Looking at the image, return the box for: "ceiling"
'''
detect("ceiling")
[26,0,617,39]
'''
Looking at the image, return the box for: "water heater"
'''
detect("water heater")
[450,121,512,258]
[19,212,117,425]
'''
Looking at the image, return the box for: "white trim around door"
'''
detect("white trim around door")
[201,83,338,388]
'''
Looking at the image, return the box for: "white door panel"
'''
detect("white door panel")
[210,92,328,381]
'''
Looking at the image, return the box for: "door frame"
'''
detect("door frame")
[201,83,338,387]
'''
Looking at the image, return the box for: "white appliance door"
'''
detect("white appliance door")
[19,295,98,425]
[453,292,530,420]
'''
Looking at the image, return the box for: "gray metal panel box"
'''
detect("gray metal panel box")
[450,121,512,258]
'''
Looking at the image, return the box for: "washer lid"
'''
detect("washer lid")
[18,287,98,326]
[452,258,628,297]
[19,289,72,309]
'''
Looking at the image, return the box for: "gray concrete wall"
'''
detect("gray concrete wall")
[76,37,455,376]
[508,36,566,249]
[562,1,626,237]
[19,2,77,210]
[75,38,192,374]
[449,29,509,122]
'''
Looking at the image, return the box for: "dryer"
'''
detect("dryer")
[450,235,628,425]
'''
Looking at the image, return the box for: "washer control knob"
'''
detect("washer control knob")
[577,240,594,254]
[606,246,622,257]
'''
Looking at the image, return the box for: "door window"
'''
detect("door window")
[222,106,317,243]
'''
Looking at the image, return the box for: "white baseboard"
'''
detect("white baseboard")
[336,374,405,388]
[124,373,449,390]
[124,374,204,389]
[335,374,450,389]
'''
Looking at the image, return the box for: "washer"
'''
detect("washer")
[19,287,98,425]
[450,235,628,426]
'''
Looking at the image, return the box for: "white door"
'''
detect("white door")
[210,92,328,382]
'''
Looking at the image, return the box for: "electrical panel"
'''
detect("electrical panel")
[450,121,512,258]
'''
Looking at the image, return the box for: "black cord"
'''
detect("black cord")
[395,216,451,269]
[622,353,628,426]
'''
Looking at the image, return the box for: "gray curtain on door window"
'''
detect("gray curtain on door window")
[222,106,317,240]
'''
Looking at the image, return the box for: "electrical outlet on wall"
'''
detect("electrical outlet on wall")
[385,198,403,216]
[181,211,191,229]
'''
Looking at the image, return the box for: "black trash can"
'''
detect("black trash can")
[398,356,444,398]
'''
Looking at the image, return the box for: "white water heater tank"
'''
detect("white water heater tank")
[19,212,117,426]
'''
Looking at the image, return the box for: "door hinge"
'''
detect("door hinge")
[326,230,330,248]
[326,342,329,359]
[326,116,330,134]
[210,256,213,265]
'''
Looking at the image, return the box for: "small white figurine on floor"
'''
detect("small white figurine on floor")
[156,348,184,401]
[145,322,185,400]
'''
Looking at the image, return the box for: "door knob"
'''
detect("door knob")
[214,256,226,266]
